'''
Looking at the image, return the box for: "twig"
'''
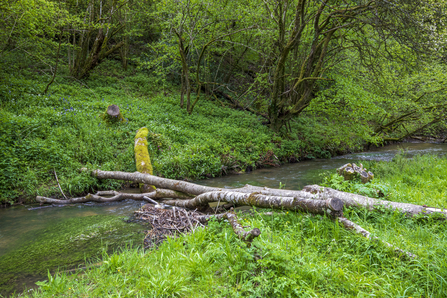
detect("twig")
[183,209,195,232]
[338,217,416,259]
[53,169,68,200]
[142,195,159,205]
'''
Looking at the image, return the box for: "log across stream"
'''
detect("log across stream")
[38,163,447,259]
[2,142,447,295]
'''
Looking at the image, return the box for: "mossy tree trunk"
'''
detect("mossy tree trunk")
[134,128,156,192]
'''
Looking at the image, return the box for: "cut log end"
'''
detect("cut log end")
[106,104,120,117]
[103,105,125,123]
[250,228,261,238]
[328,197,344,212]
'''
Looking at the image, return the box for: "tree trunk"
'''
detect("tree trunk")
[134,128,156,192]
[162,191,343,218]
[302,185,447,218]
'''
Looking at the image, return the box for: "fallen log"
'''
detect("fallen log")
[36,189,194,204]
[338,217,416,259]
[92,170,235,195]
[87,170,447,218]
[303,185,447,218]
[162,191,344,218]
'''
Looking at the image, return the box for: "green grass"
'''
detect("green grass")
[369,154,447,208]
[15,154,447,297]
[322,153,447,209]
[0,60,365,204]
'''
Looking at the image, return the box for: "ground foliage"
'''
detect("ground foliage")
[12,154,447,297]
[0,59,364,204]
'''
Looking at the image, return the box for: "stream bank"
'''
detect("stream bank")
[1,142,447,296]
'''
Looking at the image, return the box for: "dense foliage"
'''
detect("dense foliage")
[1,0,447,203]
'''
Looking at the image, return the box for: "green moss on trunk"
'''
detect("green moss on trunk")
[135,127,156,192]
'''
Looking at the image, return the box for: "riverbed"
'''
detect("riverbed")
[1,142,446,295]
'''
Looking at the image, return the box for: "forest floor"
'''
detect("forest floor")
[0,60,366,205]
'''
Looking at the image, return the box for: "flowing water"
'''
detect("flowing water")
[1,142,447,296]
[198,142,447,190]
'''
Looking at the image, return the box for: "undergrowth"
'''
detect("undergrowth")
[13,154,447,297]
[0,60,364,204]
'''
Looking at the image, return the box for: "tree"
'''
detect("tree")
[147,0,260,114]
[255,0,445,132]
[70,0,129,79]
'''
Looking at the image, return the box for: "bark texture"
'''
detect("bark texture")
[303,185,447,218]
[338,217,416,259]
[163,191,343,217]
[134,128,156,192]
[88,170,447,218]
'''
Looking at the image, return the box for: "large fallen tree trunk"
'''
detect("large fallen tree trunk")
[162,191,343,217]
[302,185,447,218]
[85,170,447,218]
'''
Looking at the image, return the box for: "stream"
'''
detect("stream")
[1,142,447,296]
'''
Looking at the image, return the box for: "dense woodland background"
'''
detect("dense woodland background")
[1,0,447,202]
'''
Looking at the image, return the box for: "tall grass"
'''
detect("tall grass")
[19,153,447,298]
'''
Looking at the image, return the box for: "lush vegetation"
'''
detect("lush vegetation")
[12,154,447,297]
[0,59,368,204]
[1,0,447,203]
[2,0,447,295]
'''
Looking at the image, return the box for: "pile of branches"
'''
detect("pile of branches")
[134,203,261,248]
[134,205,206,248]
